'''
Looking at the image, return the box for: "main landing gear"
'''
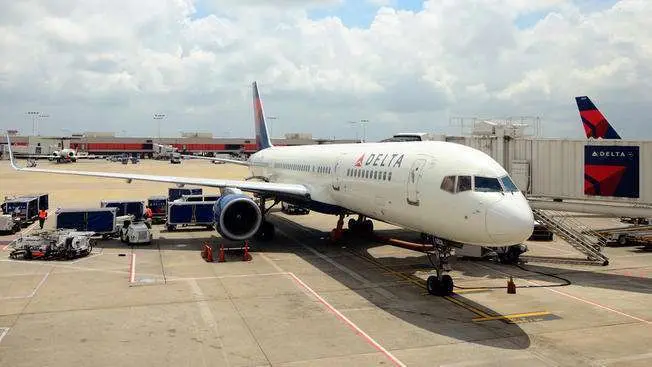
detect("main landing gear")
[423,234,455,296]
[255,196,277,242]
[330,214,375,241]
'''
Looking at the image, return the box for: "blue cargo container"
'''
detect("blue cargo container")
[166,201,214,231]
[100,200,145,219]
[168,187,202,202]
[2,197,39,223]
[16,193,49,211]
[55,207,117,235]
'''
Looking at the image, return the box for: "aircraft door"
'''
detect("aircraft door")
[332,155,344,191]
[406,158,427,206]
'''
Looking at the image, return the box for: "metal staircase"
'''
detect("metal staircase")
[532,209,610,266]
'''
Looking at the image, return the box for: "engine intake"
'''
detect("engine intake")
[213,194,262,241]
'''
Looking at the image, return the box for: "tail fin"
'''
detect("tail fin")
[575,96,621,139]
[253,82,273,150]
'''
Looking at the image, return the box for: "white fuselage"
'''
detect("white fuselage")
[249,141,534,246]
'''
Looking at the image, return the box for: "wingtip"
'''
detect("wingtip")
[5,133,21,171]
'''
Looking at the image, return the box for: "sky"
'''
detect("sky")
[0,0,649,141]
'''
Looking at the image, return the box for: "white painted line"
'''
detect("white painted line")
[0,270,51,300]
[71,252,104,264]
[0,328,9,344]
[287,272,407,367]
[188,279,232,367]
[259,251,406,366]
[474,262,651,324]
[2,222,38,250]
[277,227,396,300]
[166,272,289,282]
[129,253,136,284]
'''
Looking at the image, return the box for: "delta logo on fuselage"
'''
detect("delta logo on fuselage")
[354,153,404,168]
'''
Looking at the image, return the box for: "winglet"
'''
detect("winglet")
[253,82,273,150]
[575,96,621,139]
[5,134,21,170]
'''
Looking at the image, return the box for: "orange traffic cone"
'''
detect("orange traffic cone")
[218,244,225,262]
[243,241,251,261]
[507,276,516,294]
[206,244,213,262]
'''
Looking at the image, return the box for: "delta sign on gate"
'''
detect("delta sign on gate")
[584,145,640,198]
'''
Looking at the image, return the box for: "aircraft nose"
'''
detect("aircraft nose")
[485,195,534,245]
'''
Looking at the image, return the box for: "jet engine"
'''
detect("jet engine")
[213,193,262,241]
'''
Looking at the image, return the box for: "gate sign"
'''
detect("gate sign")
[584,145,639,198]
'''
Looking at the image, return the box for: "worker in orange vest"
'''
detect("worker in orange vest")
[144,206,153,228]
[38,209,48,229]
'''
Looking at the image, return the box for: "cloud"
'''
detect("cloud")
[0,0,650,140]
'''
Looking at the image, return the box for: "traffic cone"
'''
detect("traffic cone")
[218,244,225,262]
[507,276,516,294]
[206,245,213,262]
[243,241,251,261]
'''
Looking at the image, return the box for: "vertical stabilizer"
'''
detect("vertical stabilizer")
[575,96,621,139]
[253,82,273,150]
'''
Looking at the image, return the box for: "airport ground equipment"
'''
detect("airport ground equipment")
[170,152,181,164]
[0,214,21,234]
[177,194,221,202]
[1,197,39,224]
[100,200,145,220]
[55,207,117,237]
[532,209,609,265]
[588,224,652,246]
[9,229,93,260]
[166,201,215,231]
[147,196,168,224]
[119,218,152,245]
[168,187,202,202]
[280,201,310,215]
[5,193,49,211]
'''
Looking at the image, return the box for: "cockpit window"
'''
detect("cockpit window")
[440,175,455,193]
[500,176,519,192]
[474,176,503,192]
[457,176,472,192]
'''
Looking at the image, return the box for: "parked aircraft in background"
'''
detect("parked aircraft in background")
[575,96,622,139]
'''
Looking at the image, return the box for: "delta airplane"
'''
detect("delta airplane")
[6,82,534,296]
[575,96,621,139]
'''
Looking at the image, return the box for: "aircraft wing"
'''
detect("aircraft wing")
[6,135,308,199]
[181,154,250,166]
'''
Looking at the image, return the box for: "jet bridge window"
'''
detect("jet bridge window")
[474,176,503,192]
[440,176,455,193]
[457,175,472,192]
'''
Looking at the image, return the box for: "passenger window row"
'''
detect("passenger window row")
[273,162,331,174]
[345,168,393,181]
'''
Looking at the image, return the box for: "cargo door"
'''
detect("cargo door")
[511,160,530,193]
[406,158,427,206]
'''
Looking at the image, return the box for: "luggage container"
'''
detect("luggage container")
[100,200,145,220]
[2,197,39,224]
[5,193,49,211]
[55,207,117,236]
[168,187,202,202]
[166,201,214,231]
[147,196,168,223]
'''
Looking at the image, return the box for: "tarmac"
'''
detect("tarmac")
[0,159,651,367]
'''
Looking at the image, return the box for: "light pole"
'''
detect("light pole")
[266,116,278,138]
[347,119,369,142]
[153,113,166,140]
[347,121,359,141]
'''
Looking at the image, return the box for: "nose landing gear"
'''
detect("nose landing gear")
[423,235,456,296]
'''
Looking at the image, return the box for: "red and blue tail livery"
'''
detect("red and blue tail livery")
[575,96,621,139]
[253,81,273,150]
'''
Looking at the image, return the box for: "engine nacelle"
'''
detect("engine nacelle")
[213,194,262,241]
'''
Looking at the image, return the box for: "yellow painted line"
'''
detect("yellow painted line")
[472,311,551,322]
[444,296,493,318]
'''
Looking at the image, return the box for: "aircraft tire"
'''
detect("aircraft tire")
[348,218,358,232]
[426,276,440,295]
[363,220,373,233]
[440,275,454,295]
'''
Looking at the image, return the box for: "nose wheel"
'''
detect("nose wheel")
[424,235,455,296]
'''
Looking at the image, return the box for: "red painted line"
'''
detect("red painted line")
[129,253,136,284]
[287,272,406,367]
